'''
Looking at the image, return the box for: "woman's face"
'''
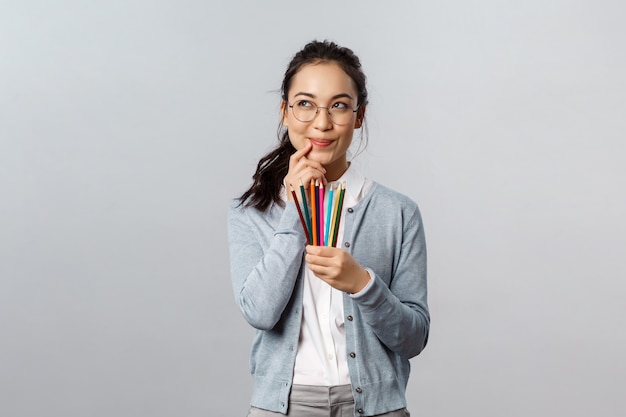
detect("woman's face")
[282,62,363,181]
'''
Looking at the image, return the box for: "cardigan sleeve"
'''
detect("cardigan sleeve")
[227,201,307,330]
[350,205,430,359]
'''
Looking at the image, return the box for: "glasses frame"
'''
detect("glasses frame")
[287,100,360,126]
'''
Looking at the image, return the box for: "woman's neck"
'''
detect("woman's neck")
[325,160,350,182]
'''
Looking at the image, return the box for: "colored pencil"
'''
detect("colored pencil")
[310,179,317,246]
[324,184,334,246]
[331,182,346,248]
[290,184,310,244]
[328,183,341,247]
[318,181,324,247]
[299,179,312,242]
[315,180,321,245]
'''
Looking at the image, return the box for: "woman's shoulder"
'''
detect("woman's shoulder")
[367,181,420,211]
[228,197,284,222]
[229,196,248,209]
[360,181,425,232]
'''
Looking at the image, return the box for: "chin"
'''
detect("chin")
[307,151,330,162]
[311,156,334,167]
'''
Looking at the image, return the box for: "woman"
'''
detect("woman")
[228,40,429,417]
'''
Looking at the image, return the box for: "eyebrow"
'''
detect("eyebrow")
[293,92,354,101]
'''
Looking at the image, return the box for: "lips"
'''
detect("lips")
[309,138,334,147]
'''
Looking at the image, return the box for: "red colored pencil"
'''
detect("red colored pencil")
[299,179,312,241]
[310,179,317,246]
[290,184,310,244]
[318,181,324,247]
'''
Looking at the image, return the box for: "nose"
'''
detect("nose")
[313,107,333,129]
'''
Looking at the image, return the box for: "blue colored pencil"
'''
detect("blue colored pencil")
[324,184,334,246]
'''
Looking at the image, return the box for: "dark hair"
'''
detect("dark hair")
[238,40,369,211]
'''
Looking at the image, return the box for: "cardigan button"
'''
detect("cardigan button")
[355,387,362,393]
[344,242,350,248]
[349,352,356,358]
[347,207,354,213]
[357,408,363,414]
[347,315,353,321]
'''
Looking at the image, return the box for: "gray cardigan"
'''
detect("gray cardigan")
[228,182,429,417]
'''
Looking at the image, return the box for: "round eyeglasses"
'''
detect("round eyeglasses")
[288,100,359,126]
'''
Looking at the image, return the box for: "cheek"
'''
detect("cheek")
[338,131,354,148]
[287,133,307,151]
[286,123,307,144]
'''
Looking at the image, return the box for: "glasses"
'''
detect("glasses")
[288,100,359,126]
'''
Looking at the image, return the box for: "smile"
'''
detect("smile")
[308,138,334,147]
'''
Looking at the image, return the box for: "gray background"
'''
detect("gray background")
[1,1,625,416]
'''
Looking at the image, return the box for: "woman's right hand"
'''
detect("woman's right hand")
[284,142,326,200]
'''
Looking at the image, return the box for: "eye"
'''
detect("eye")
[331,102,350,111]
[296,100,314,108]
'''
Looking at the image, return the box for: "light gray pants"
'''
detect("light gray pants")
[246,384,410,417]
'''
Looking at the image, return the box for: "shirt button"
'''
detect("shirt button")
[327,353,334,361]
[355,387,362,393]
[344,242,350,248]
[349,352,356,358]
[347,208,354,213]
[347,315,353,321]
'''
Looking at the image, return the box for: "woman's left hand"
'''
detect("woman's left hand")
[305,245,371,294]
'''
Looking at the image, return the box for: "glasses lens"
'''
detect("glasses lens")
[329,107,353,125]
[292,101,317,122]
[291,101,357,125]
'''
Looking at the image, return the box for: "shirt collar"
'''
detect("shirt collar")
[330,162,366,206]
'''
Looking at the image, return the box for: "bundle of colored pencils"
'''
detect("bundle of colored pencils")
[289,179,346,246]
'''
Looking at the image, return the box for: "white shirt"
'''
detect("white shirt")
[288,164,374,386]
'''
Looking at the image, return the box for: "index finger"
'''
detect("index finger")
[290,142,313,163]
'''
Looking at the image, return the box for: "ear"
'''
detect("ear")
[354,105,366,129]
[281,100,289,127]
